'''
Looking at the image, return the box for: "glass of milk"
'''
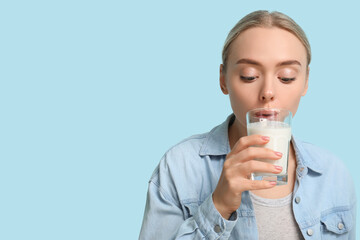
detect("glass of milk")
[246,108,292,185]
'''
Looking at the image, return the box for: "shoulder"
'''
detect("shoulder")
[295,138,349,174]
[148,131,215,204]
[300,141,336,160]
[157,132,209,173]
[150,131,210,181]
[166,133,208,158]
[152,114,231,177]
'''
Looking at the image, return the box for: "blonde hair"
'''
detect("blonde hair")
[222,10,311,71]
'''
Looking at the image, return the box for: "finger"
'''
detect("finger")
[229,134,270,156]
[239,160,283,176]
[227,146,282,165]
[224,160,282,183]
[246,179,278,190]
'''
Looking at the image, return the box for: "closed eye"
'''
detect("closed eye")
[279,77,296,83]
[240,76,258,82]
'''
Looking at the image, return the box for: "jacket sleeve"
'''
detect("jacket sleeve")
[349,181,357,239]
[349,202,356,239]
[139,180,238,240]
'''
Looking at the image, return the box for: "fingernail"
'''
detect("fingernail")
[274,165,282,171]
[275,151,283,157]
[269,181,277,186]
[261,136,270,141]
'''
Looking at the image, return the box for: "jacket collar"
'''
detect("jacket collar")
[199,114,234,156]
[199,114,323,174]
[292,136,324,174]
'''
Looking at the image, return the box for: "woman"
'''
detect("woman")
[139,10,356,239]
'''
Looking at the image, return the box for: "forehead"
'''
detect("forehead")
[228,27,307,66]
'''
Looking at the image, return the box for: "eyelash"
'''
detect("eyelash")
[279,77,296,83]
[240,76,257,82]
[240,76,296,83]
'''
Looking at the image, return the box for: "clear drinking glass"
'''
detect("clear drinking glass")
[246,108,292,185]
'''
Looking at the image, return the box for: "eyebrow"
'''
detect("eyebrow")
[236,58,302,67]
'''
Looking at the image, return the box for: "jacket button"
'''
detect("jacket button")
[214,225,221,233]
[295,196,301,204]
[307,228,313,236]
[338,222,344,230]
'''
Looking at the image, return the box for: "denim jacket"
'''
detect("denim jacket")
[139,114,356,239]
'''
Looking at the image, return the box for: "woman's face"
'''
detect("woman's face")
[220,27,309,131]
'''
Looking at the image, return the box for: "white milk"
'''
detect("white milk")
[247,121,291,175]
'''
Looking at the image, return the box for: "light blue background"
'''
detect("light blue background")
[1,0,359,239]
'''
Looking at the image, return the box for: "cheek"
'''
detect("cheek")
[227,82,258,119]
[228,82,254,105]
[280,85,305,115]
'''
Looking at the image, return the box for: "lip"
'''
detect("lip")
[254,109,279,119]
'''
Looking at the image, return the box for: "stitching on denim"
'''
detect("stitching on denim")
[149,180,181,209]
[320,205,352,218]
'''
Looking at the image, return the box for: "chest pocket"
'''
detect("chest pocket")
[320,209,353,237]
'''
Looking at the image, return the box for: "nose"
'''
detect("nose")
[261,90,274,101]
[260,80,275,102]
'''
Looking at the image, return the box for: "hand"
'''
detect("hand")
[212,134,283,219]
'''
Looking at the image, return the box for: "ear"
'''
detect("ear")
[220,64,229,95]
[302,66,309,96]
